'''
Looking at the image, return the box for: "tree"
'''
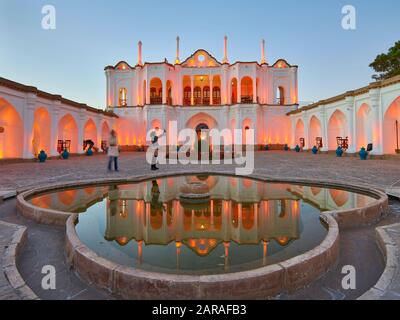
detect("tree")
[370,41,400,81]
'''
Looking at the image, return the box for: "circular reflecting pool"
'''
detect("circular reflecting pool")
[29,175,377,275]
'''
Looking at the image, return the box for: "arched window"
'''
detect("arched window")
[119,88,127,107]
[183,86,191,106]
[276,86,285,105]
[150,78,162,104]
[203,86,210,105]
[194,86,202,105]
[231,78,238,104]
[240,77,253,103]
[212,87,221,105]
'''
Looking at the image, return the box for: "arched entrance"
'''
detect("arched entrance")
[294,119,305,147]
[383,97,400,154]
[84,119,98,148]
[0,98,23,159]
[58,114,78,153]
[309,116,322,148]
[33,107,51,156]
[356,104,373,149]
[328,110,347,150]
[185,113,218,159]
[277,86,285,105]
[195,123,210,159]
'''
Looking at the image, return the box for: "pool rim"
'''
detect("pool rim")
[65,210,339,299]
[17,172,388,228]
[15,172,389,299]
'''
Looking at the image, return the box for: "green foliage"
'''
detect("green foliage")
[370,41,400,81]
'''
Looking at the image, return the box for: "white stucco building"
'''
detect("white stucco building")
[105,37,298,149]
[0,37,399,160]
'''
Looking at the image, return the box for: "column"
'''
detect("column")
[23,95,36,159]
[105,69,112,108]
[302,113,310,150]
[222,65,228,105]
[252,76,257,103]
[77,112,86,154]
[177,68,183,106]
[146,76,150,105]
[289,115,296,149]
[210,75,213,106]
[50,101,60,156]
[237,78,241,104]
[369,88,383,155]
[345,96,356,153]
[320,109,329,152]
[162,78,167,105]
[190,75,194,106]
[95,116,102,148]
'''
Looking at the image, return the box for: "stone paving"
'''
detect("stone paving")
[0,151,400,300]
[0,151,400,192]
[0,222,20,300]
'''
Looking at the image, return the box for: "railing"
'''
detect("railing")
[212,97,221,105]
[202,98,210,105]
[150,97,162,104]
[194,97,202,105]
[336,136,349,150]
[241,95,253,103]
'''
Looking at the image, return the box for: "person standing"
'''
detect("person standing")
[108,129,119,172]
[150,129,166,171]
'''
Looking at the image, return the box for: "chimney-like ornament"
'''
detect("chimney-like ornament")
[138,41,143,66]
[175,36,180,64]
[261,39,266,64]
[222,35,229,64]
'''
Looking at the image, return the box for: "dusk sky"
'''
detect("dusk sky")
[1,0,399,108]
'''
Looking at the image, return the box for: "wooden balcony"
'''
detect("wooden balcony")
[241,95,253,103]
[150,97,162,105]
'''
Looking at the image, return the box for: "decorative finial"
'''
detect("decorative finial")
[261,39,266,64]
[222,35,229,64]
[138,41,143,66]
[175,36,180,64]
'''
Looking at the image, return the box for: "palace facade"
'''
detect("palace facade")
[105,37,298,148]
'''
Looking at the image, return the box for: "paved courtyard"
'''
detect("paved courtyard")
[1,151,400,300]
[1,151,400,192]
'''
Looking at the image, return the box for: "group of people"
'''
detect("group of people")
[106,129,165,172]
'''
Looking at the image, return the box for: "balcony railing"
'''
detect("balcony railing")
[150,97,162,104]
[241,95,253,103]
[212,97,221,105]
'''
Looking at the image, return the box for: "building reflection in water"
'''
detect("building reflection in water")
[104,175,303,270]
[29,175,376,272]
